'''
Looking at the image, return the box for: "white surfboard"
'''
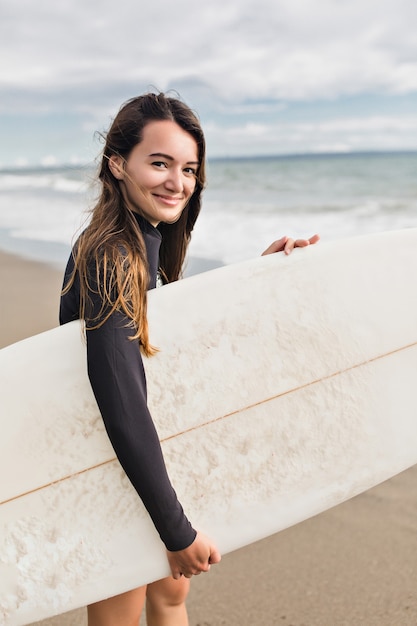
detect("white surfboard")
[1,229,417,626]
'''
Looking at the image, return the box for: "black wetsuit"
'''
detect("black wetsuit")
[59,214,196,552]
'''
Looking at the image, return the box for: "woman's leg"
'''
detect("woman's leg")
[87,586,147,626]
[145,576,190,626]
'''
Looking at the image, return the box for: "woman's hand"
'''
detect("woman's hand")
[167,532,221,579]
[262,234,320,256]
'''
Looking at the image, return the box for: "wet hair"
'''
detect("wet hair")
[63,92,206,355]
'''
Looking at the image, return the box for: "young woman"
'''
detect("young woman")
[60,92,318,626]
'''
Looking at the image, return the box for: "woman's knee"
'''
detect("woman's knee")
[146,576,190,608]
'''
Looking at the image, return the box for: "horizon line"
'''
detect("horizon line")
[1,148,416,173]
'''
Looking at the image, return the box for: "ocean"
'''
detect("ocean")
[0,151,416,272]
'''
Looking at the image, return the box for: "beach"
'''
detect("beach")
[1,250,416,626]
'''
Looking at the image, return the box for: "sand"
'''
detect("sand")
[1,250,416,626]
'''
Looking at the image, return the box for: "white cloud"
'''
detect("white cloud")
[1,0,416,162]
[2,0,417,100]
[204,115,417,157]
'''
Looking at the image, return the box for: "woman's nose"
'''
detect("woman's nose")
[164,168,183,192]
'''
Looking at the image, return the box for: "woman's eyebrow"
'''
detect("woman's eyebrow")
[149,152,199,165]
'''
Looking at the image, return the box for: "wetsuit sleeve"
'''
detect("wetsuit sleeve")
[59,253,79,325]
[60,256,196,552]
[86,307,196,552]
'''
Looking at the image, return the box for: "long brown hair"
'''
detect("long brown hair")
[63,92,206,356]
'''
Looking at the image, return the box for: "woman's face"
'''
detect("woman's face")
[110,119,199,227]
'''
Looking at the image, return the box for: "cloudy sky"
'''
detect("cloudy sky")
[1,0,417,167]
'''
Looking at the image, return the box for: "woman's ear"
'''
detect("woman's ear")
[108,155,125,180]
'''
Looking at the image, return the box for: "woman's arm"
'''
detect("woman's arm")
[59,250,196,551]
[85,303,197,552]
[60,247,221,576]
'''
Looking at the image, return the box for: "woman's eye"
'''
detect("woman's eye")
[151,161,196,176]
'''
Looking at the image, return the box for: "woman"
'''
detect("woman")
[60,92,318,626]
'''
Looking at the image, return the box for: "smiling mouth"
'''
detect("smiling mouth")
[154,194,184,205]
